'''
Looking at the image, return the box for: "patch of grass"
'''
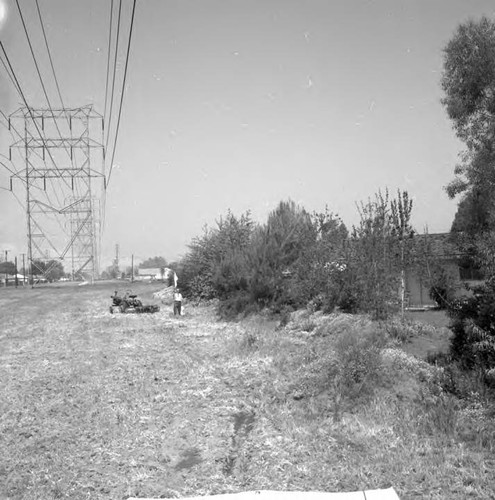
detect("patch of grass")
[1,287,495,499]
[382,315,441,344]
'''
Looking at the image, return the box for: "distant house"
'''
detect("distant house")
[137,267,171,282]
[2,273,27,286]
[405,232,484,308]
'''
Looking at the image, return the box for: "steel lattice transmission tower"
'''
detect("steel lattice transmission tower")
[8,105,105,283]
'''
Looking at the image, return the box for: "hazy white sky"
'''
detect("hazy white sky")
[1,0,494,268]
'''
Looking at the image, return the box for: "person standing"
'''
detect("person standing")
[173,288,183,316]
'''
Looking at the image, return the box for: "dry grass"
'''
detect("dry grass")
[1,285,494,499]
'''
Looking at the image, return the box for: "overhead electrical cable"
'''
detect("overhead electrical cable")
[103,0,115,132]
[0,41,57,168]
[0,111,59,197]
[18,2,86,229]
[34,0,69,124]
[99,0,118,243]
[106,0,137,189]
[15,0,74,190]
[0,51,22,96]
[34,0,85,209]
[104,0,123,153]
[0,159,18,176]
[0,40,67,210]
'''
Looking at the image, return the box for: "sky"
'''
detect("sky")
[1,0,495,270]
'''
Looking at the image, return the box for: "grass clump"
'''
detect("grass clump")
[330,322,385,417]
[383,316,438,344]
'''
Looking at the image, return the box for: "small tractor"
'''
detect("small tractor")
[109,290,160,314]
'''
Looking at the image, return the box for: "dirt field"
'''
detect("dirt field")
[1,283,494,500]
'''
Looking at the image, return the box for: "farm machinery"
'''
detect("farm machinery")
[109,290,160,314]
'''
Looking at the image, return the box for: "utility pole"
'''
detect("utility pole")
[131,254,134,282]
[4,249,8,287]
[21,253,25,286]
[113,243,120,278]
[14,256,18,288]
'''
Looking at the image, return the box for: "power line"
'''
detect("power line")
[15,0,56,118]
[0,41,68,211]
[15,3,87,228]
[15,0,74,189]
[0,159,17,176]
[17,0,83,205]
[34,0,68,120]
[0,51,22,96]
[106,0,137,188]
[0,110,63,198]
[99,0,119,250]
[0,41,59,172]
[105,0,123,153]
[103,0,115,129]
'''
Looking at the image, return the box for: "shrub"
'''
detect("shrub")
[416,390,459,437]
[384,316,438,344]
[217,291,259,319]
[428,266,456,309]
[447,277,495,379]
[337,283,360,313]
[330,323,384,411]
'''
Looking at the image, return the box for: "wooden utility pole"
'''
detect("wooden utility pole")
[4,249,8,287]
[21,253,25,286]
[14,256,18,288]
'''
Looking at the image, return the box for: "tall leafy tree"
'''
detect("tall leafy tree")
[349,191,396,318]
[180,210,254,300]
[0,261,16,275]
[347,190,414,318]
[442,16,495,207]
[390,190,414,315]
[442,17,495,380]
[442,16,495,273]
[249,200,315,309]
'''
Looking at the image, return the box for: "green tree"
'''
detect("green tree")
[348,191,395,318]
[0,261,16,275]
[248,200,315,310]
[442,17,495,276]
[451,189,493,235]
[31,260,65,281]
[292,208,348,312]
[102,265,119,280]
[180,210,254,301]
[442,16,495,202]
[390,190,414,315]
[347,190,414,319]
[440,18,495,384]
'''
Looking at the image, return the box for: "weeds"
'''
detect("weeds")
[383,316,438,343]
[2,285,495,499]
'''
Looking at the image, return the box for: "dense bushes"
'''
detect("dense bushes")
[179,201,351,317]
[447,277,495,379]
[179,192,417,319]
